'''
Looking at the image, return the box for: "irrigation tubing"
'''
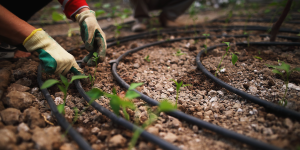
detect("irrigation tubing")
[73,79,180,150]
[196,42,300,120]
[66,25,299,53]
[37,65,93,150]
[110,36,283,150]
[212,18,300,24]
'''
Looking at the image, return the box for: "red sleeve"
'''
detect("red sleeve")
[58,0,89,19]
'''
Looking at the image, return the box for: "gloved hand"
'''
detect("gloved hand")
[76,10,107,66]
[23,28,83,75]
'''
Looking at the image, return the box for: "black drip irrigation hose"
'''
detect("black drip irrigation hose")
[110,36,283,150]
[73,79,180,150]
[66,25,300,53]
[37,61,179,149]
[196,42,300,120]
[212,19,300,24]
[37,65,92,150]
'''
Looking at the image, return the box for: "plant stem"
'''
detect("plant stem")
[215,53,227,76]
[175,91,179,109]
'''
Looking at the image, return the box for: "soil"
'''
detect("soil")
[1,3,300,150]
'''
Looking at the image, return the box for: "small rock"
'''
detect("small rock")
[0,128,17,149]
[163,132,177,143]
[240,117,248,122]
[249,85,257,94]
[4,91,35,110]
[23,107,46,129]
[15,78,32,87]
[0,108,22,125]
[32,126,64,150]
[147,126,159,136]
[283,118,293,130]
[60,143,78,150]
[133,63,139,68]
[18,130,31,141]
[17,123,30,132]
[224,110,234,118]
[54,97,64,105]
[233,103,241,109]
[108,134,127,147]
[97,130,109,140]
[263,128,273,135]
[208,90,217,97]
[161,93,167,99]
[91,127,100,134]
[204,110,213,118]
[0,68,11,99]
[192,125,198,132]
[237,108,243,112]
[7,83,30,92]
[283,83,300,91]
[210,97,217,102]
[266,113,275,120]
[169,118,182,128]
[211,102,219,113]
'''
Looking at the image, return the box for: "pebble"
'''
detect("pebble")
[249,85,257,94]
[283,83,300,91]
[237,108,243,112]
[147,126,159,135]
[17,122,30,132]
[54,97,64,105]
[210,97,217,102]
[163,132,177,143]
[32,126,64,150]
[0,128,16,149]
[233,103,241,109]
[263,128,273,135]
[0,108,21,125]
[4,91,35,110]
[108,134,127,147]
[283,118,293,130]
[91,127,100,134]
[133,63,139,68]
[208,90,217,97]
[7,83,30,92]
[23,107,46,129]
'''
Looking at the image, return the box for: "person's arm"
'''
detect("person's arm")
[0,5,35,45]
[57,0,89,21]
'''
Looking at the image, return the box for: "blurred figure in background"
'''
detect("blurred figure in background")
[129,0,195,32]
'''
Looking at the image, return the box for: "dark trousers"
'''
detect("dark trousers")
[129,0,195,21]
[0,0,52,21]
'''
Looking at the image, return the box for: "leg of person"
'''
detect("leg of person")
[129,0,149,32]
[159,0,195,26]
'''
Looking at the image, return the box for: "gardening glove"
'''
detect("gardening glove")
[23,28,83,75]
[76,10,107,66]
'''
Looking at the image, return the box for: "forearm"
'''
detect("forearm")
[0,5,35,45]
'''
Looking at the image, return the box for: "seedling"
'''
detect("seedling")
[215,42,238,76]
[174,49,185,56]
[223,10,232,31]
[129,100,175,150]
[95,9,106,17]
[144,55,150,62]
[253,56,262,60]
[266,61,300,106]
[88,52,99,87]
[243,32,250,47]
[170,79,191,108]
[203,33,210,54]
[41,74,88,114]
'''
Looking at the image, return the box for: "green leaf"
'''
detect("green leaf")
[108,95,121,116]
[103,3,110,8]
[57,85,67,95]
[183,84,191,87]
[120,100,135,110]
[122,107,130,120]
[70,75,88,83]
[177,81,183,92]
[272,69,283,76]
[292,67,300,72]
[57,104,65,114]
[159,100,176,112]
[125,90,140,99]
[73,107,79,122]
[95,10,105,17]
[52,12,66,22]
[231,53,238,65]
[60,74,69,87]
[93,52,98,58]
[223,42,230,47]
[88,74,92,82]
[94,2,101,8]
[112,87,117,95]
[253,56,262,60]
[86,88,104,101]
[264,9,270,13]
[41,79,59,89]
[128,83,144,91]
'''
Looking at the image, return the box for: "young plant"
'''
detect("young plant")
[174,49,185,56]
[203,33,210,54]
[170,79,191,108]
[266,61,300,106]
[144,55,150,62]
[88,52,99,87]
[41,74,88,114]
[243,31,250,47]
[128,100,176,150]
[253,56,262,60]
[215,42,238,76]
[223,10,232,31]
